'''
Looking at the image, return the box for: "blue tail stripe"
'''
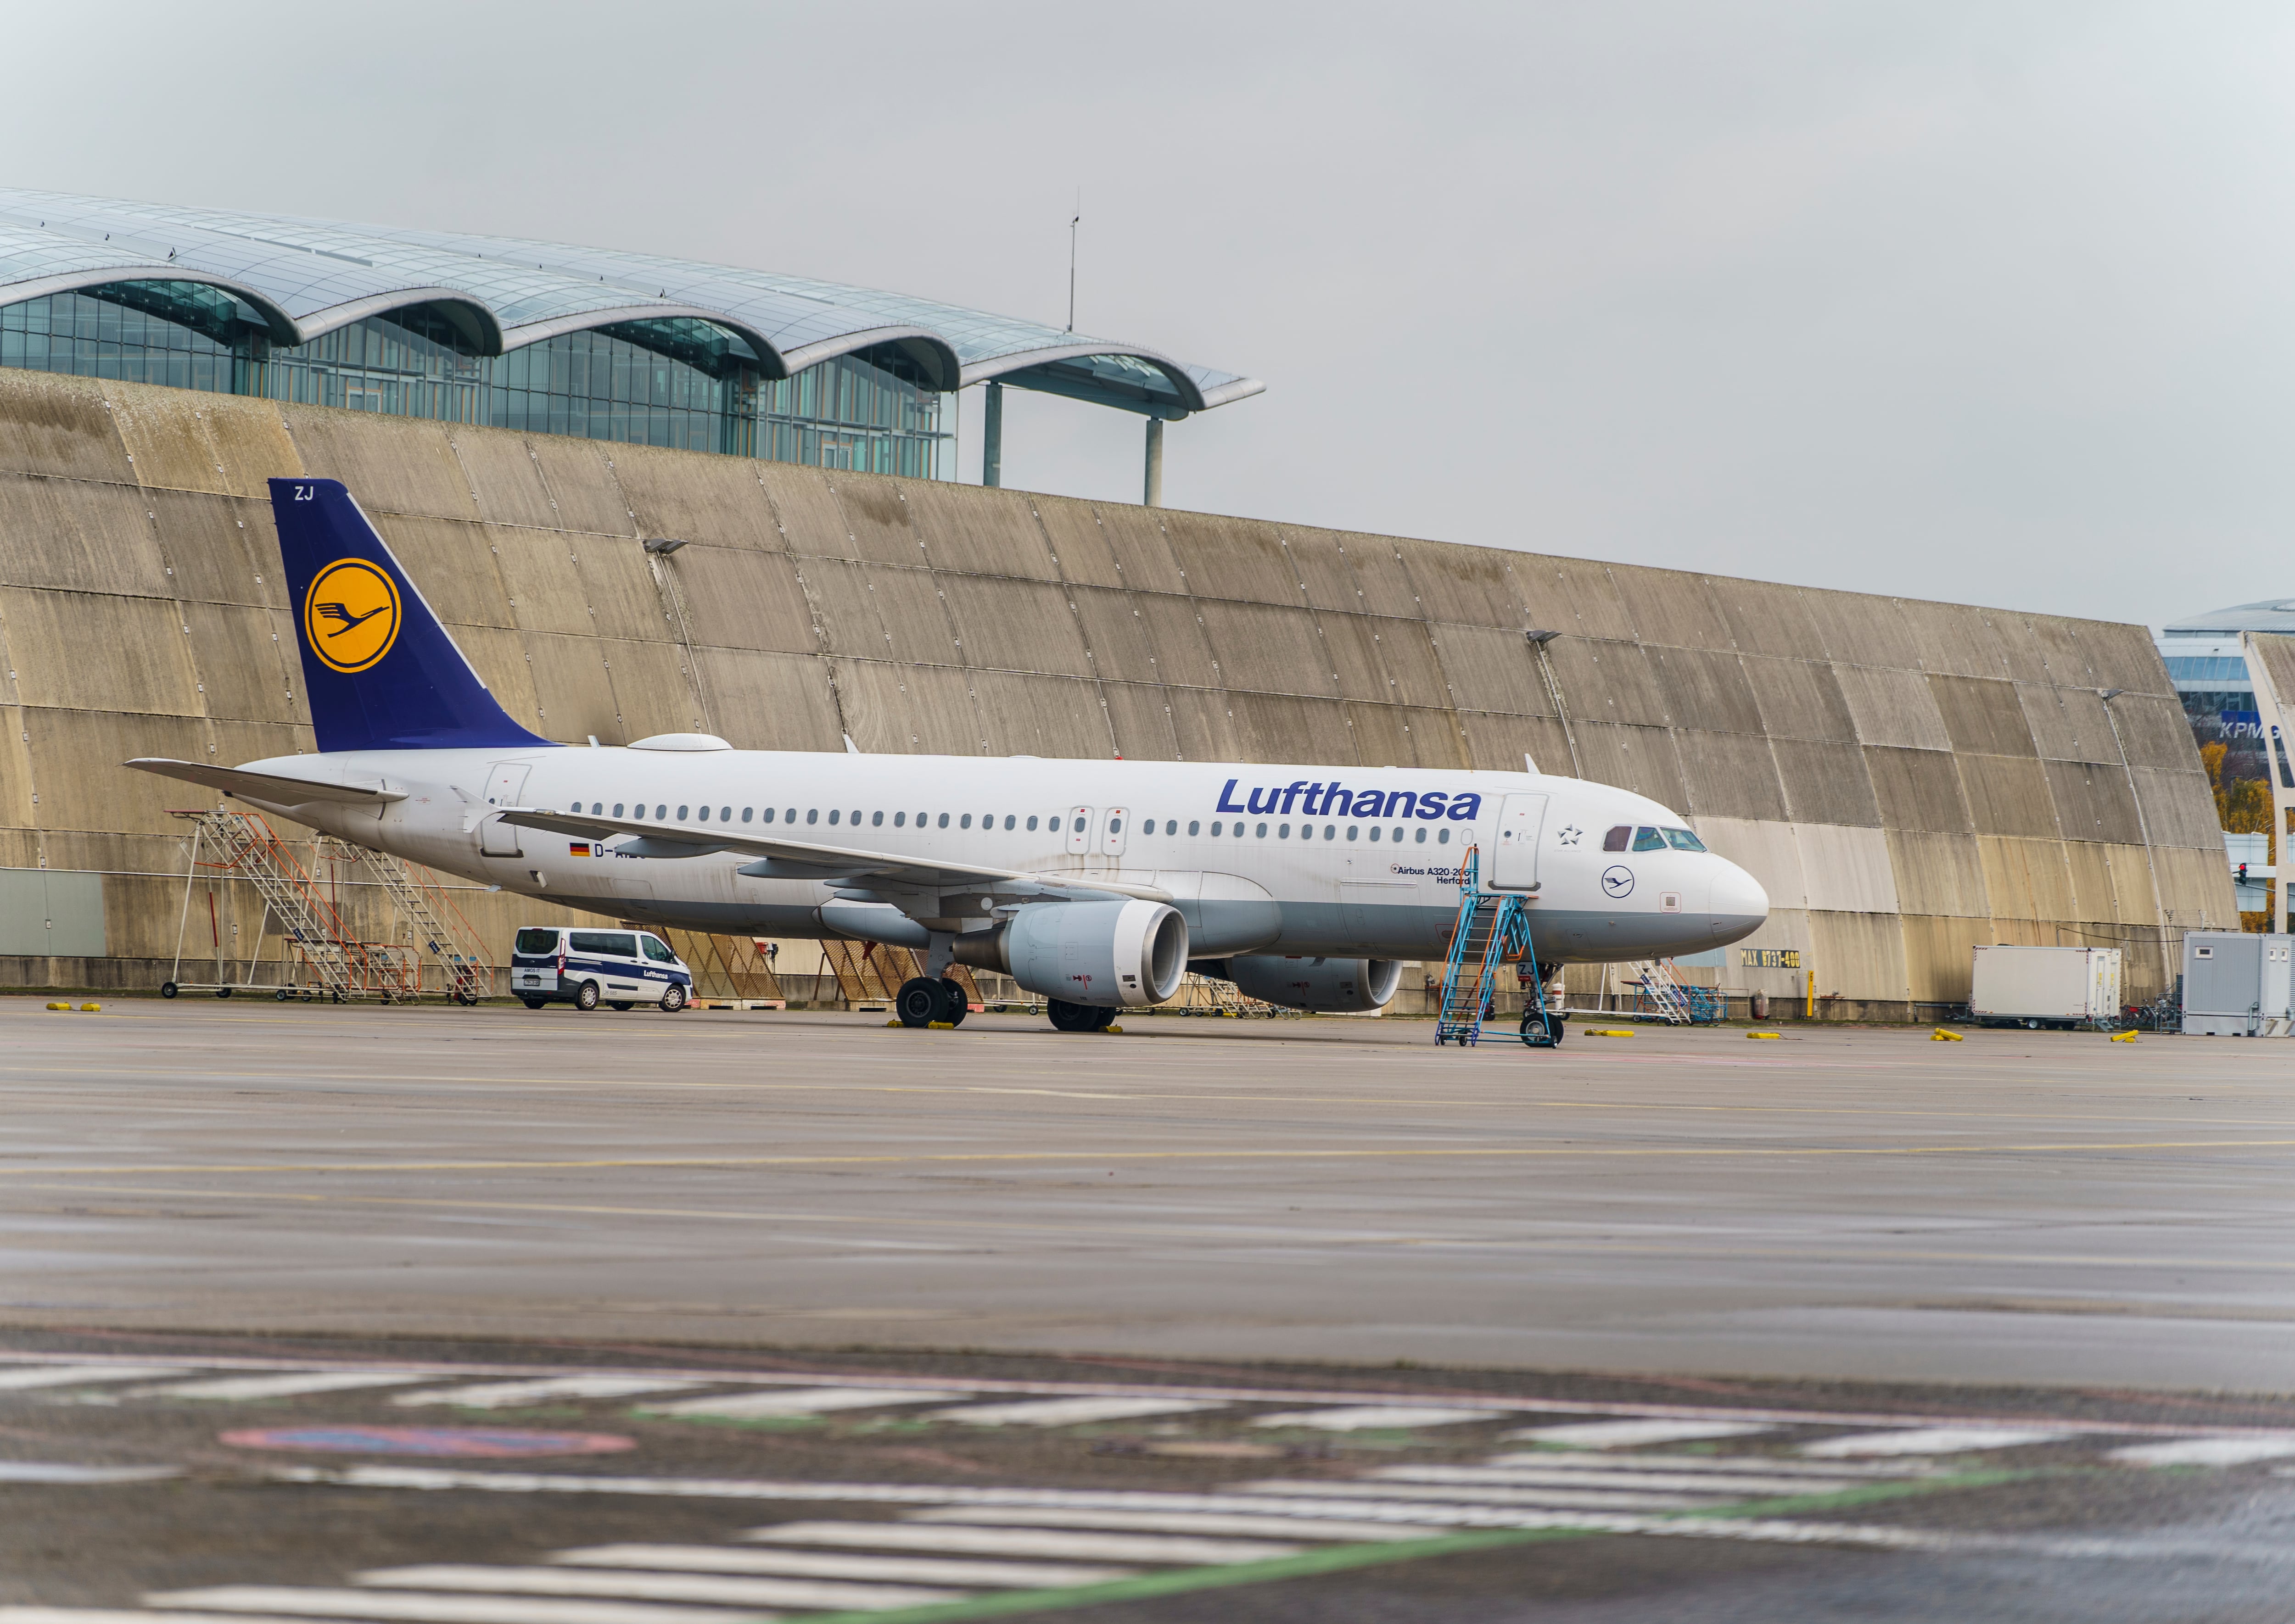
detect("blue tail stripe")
[269,478,554,754]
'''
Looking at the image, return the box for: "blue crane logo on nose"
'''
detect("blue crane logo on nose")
[1601,866,1635,898]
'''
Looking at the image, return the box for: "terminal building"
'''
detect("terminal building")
[0,189,2240,1016]
[2153,599,2295,770]
[0,188,1262,499]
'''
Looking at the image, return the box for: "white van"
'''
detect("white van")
[511,926,694,1012]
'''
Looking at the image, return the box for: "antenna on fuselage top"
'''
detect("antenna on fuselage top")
[843,734,861,754]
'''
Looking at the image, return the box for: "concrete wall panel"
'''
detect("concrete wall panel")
[2107,692,2205,771]
[1274,527,1363,614]
[595,637,701,740]
[442,623,542,730]
[1547,638,1671,727]
[1835,664,1951,750]
[1743,656,1855,742]
[1535,558,1637,641]
[1362,618,1449,709]
[1064,587,1159,684]
[0,370,131,482]
[1899,914,1989,1002]
[690,647,841,753]
[1865,746,1972,834]
[575,540,674,644]
[1311,611,1391,703]
[1694,816,1809,910]
[521,631,621,744]
[0,707,35,827]
[2132,766,2229,851]
[2060,840,2118,923]
[490,526,595,636]
[1795,822,1900,914]
[2155,844,2239,928]
[524,438,630,538]
[1898,601,2008,679]
[1130,593,1220,687]
[182,601,297,725]
[824,474,929,568]
[1086,503,1187,595]
[1397,705,1471,769]
[789,558,881,659]
[1885,829,1989,917]
[288,411,475,520]
[1930,675,2038,757]
[1099,680,1182,761]
[2019,683,2103,762]
[2043,759,2145,844]
[1808,909,1912,1004]
[1773,738,1882,827]
[755,464,847,557]
[1320,531,1422,620]
[2105,844,2163,926]
[2,588,201,713]
[1430,623,1549,716]
[108,388,243,497]
[1194,601,1328,697]
[2079,621,2172,692]
[1977,835,2077,924]
[1674,729,1789,821]
[1570,722,1688,810]
[616,449,781,552]
[1652,646,1763,734]
[23,707,212,833]
[1957,753,2060,839]
[941,575,1091,677]
[453,435,562,531]
[0,474,173,597]
[969,670,1109,757]
[1617,568,1734,652]
[1717,580,1824,660]
[1393,538,1515,629]
[667,548,817,655]
[906,482,1060,582]
[867,567,961,666]
[1163,686,1242,764]
[1227,690,1356,765]
[372,516,513,630]
[830,660,972,755]
[1802,589,1924,670]
[1162,512,1297,605]
[150,490,281,610]
[1026,495,1123,588]
[1457,711,1573,776]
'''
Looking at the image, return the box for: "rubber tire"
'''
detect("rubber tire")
[161,982,178,999]
[1047,997,1102,1032]
[217,986,231,999]
[660,983,687,1013]
[275,988,291,1002]
[609,1002,633,1012]
[453,984,479,1007]
[940,978,969,1026]
[575,980,600,1012]
[896,977,948,1028]
[521,999,546,1010]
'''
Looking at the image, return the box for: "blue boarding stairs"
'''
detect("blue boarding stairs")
[1433,848,1561,1048]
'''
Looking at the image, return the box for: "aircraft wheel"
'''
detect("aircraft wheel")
[940,978,969,1026]
[1046,997,1101,1032]
[161,982,179,999]
[574,979,600,1012]
[896,977,947,1028]
[216,986,231,999]
[660,983,688,1013]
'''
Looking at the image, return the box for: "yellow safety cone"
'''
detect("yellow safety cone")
[1931,1028,1965,1041]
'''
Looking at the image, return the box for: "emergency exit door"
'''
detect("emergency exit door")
[1490,793,1549,891]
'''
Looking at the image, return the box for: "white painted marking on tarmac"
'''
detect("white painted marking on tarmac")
[1375,1464,1870,1497]
[929,1395,1223,1427]
[0,1365,188,1390]
[392,1377,707,1410]
[551,1544,1132,1589]
[140,1591,756,1624]
[640,1387,967,1419]
[140,1373,424,1401]
[1485,1452,1920,1478]
[906,1506,1442,1542]
[1234,1478,1707,1511]
[2110,1435,2295,1467]
[357,1564,958,1612]
[1800,1427,2071,1457]
[748,1521,1302,1565]
[0,1462,181,1484]
[1251,1406,1500,1432]
[1505,1418,1774,1450]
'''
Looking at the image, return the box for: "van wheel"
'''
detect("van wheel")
[521,999,546,1010]
[660,984,687,1013]
[575,980,600,1011]
[609,1001,633,1012]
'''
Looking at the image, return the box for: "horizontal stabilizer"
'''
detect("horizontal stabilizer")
[493,807,1171,903]
[126,758,407,806]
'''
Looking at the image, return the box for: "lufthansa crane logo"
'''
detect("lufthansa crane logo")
[303,560,401,674]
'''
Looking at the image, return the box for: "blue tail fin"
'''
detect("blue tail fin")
[269,477,554,753]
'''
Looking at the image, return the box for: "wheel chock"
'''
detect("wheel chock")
[1931,1028,1965,1041]
[928,1021,957,1030]
[884,1019,904,1028]
[45,1002,68,1011]
[1585,1028,1635,1038]
[78,1003,100,1012]
[1747,1031,1782,1039]
[1103,1024,1124,1034]
[2110,1030,2138,1043]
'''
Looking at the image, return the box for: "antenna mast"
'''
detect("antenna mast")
[1067,192,1080,332]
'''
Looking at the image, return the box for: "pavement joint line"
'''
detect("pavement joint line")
[7,1136,2295,1179]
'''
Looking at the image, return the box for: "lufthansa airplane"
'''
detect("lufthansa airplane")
[128,479,1768,1035]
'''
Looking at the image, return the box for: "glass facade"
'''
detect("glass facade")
[0,284,946,477]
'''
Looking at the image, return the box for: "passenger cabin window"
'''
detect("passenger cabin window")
[741,808,753,822]
[828,810,840,825]
[873,811,884,826]
[720,807,732,821]
[1632,826,1666,852]
[806,809,818,824]
[1415,827,1427,844]
[762,808,776,822]
[513,928,559,956]
[960,814,973,829]
[654,804,666,819]
[937,813,949,828]
[677,805,689,820]
[1664,828,1707,852]
[612,803,625,817]
[1048,816,1062,832]
[1026,815,1039,831]
[1188,820,1200,835]
[641,936,678,964]
[1003,815,1015,830]
[1603,826,1631,851]
[570,931,636,958]
[698,806,710,821]
[895,812,907,827]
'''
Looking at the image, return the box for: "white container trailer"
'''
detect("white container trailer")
[1969,945,2122,1029]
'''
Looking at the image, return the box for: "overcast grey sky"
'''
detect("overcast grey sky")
[10,1,2291,629]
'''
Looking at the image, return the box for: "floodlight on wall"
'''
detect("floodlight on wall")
[2098,687,2126,702]
[643,537,690,555]
[1523,629,1560,646]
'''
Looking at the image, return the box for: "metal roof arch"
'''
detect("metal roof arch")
[0,265,302,346]
[963,341,1209,415]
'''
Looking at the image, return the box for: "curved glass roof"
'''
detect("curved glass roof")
[0,188,1262,416]
[2163,600,2295,636]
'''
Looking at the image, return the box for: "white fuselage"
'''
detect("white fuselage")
[233,746,1769,965]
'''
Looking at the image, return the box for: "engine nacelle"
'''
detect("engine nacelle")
[954,899,1188,1008]
[1219,954,1403,1013]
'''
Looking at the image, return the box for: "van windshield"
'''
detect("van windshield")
[514,928,559,955]
[569,931,638,958]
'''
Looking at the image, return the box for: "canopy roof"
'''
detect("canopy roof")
[0,188,1262,417]
[2161,600,2295,636]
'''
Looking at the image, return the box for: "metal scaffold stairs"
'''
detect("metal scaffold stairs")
[1637,957,1696,1024]
[345,844,495,1005]
[1434,848,1543,1046]
[167,809,375,1000]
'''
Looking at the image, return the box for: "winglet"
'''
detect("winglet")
[268,478,553,753]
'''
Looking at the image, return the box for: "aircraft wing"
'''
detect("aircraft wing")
[493,808,1172,904]
[126,758,408,806]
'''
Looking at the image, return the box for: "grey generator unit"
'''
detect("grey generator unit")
[2180,932,2295,1037]
[1968,945,2123,1029]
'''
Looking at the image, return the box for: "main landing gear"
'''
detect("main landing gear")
[1047,998,1117,1033]
[895,977,971,1028]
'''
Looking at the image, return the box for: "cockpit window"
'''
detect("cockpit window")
[1632,826,1666,852]
[1663,827,1707,852]
[1603,826,1631,851]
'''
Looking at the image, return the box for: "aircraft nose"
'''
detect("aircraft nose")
[1708,860,1769,943]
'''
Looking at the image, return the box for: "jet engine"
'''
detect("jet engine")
[1216,954,1403,1012]
[954,899,1188,1008]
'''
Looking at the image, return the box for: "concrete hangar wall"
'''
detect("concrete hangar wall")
[0,365,2236,1013]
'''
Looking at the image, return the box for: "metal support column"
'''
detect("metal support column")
[1143,415,1164,508]
[981,382,1003,488]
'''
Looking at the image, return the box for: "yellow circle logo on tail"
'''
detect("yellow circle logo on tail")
[303,560,401,674]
